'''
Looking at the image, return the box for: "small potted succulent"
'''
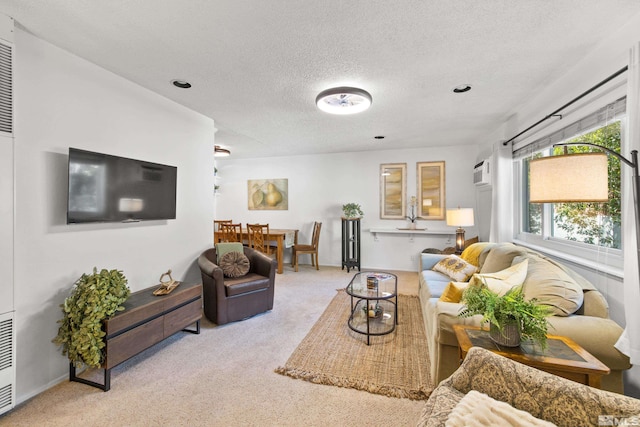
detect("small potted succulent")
[342,203,364,219]
[459,282,551,349]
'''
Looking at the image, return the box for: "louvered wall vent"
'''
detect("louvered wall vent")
[0,41,11,135]
[0,313,14,415]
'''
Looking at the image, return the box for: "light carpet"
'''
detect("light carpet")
[276,290,433,400]
[1,267,427,426]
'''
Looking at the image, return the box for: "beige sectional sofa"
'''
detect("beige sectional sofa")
[418,242,632,394]
[417,347,640,427]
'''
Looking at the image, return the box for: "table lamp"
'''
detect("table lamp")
[446,207,475,254]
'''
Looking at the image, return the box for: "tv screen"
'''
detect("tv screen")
[67,148,177,224]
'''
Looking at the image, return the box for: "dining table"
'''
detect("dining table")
[215,228,298,274]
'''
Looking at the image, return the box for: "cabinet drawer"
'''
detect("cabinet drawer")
[104,317,164,369]
[164,299,202,337]
[162,284,201,310]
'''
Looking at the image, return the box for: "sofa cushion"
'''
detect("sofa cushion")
[460,242,495,267]
[224,273,270,296]
[438,281,470,303]
[433,255,478,282]
[479,243,527,274]
[468,259,528,296]
[517,254,584,316]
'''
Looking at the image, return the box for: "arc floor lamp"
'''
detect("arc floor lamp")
[529,142,639,292]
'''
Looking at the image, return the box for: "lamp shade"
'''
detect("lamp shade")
[446,208,474,227]
[529,153,608,203]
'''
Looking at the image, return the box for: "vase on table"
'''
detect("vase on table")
[489,322,520,347]
[409,222,417,230]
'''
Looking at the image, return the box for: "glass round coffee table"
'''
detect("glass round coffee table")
[345,271,398,345]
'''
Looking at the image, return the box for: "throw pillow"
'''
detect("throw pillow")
[479,243,527,274]
[468,259,529,296]
[432,255,478,282]
[446,390,556,427]
[219,251,250,278]
[438,281,470,303]
[519,254,584,316]
[215,242,244,264]
[460,242,495,267]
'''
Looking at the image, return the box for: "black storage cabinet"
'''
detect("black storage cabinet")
[341,217,361,272]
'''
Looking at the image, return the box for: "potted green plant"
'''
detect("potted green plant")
[342,203,364,219]
[459,282,551,349]
[53,268,130,368]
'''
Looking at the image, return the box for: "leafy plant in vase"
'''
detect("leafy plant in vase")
[406,196,420,229]
[53,268,130,368]
[342,203,364,219]
[459,281,551,349]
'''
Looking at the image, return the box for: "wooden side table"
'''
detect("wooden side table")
[453,324,610,389]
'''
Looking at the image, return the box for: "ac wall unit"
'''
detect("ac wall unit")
[0,311,15,415]
[473,159,491,186]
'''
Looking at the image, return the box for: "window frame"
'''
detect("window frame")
[513,120,624,274]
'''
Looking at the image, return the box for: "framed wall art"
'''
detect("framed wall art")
[248,178,288,210]
[379,163,406,219]
[417,161,445,220]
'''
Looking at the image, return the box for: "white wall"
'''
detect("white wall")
[215,144,479,272]
[12,29,215,402]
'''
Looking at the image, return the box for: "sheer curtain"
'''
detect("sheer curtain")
[616,43,640,364]
[489,140,514,243]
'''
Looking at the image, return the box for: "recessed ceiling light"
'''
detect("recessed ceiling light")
[453,84,472,93]
[316,87,372,115]
[374,136,385,140]
[171,79,192,89]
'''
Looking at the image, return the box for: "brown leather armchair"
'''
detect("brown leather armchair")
[198,246,277,325]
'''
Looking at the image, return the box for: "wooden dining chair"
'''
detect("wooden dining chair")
[214,219,233,243]
[292,221,322,272]
[247,223,272,255]
[218,222,243,243]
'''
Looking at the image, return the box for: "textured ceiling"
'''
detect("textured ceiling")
[2,1,640,158]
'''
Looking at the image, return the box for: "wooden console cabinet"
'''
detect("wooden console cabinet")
[70,282,202,391]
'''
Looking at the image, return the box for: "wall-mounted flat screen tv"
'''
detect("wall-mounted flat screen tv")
[67,148,177,224]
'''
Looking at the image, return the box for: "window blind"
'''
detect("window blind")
[513,97,626,159]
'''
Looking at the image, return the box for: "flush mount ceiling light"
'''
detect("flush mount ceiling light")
[214,145,231,157]
[171,79,192,89]
[316,87,372,115]
[453,84,472,93]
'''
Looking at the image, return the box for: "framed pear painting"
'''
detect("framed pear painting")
[248,179,288,210]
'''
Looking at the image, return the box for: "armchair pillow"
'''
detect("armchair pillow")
[433,255,478,282]
[219,251,250,278]
[446,390,556,427]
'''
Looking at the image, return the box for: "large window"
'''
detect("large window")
[515,98,625,259]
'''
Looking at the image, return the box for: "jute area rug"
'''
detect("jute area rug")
[275,289,433,400]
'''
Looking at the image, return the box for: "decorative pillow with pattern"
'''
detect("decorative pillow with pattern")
[432,255,478,282]
[219,251,250,278]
